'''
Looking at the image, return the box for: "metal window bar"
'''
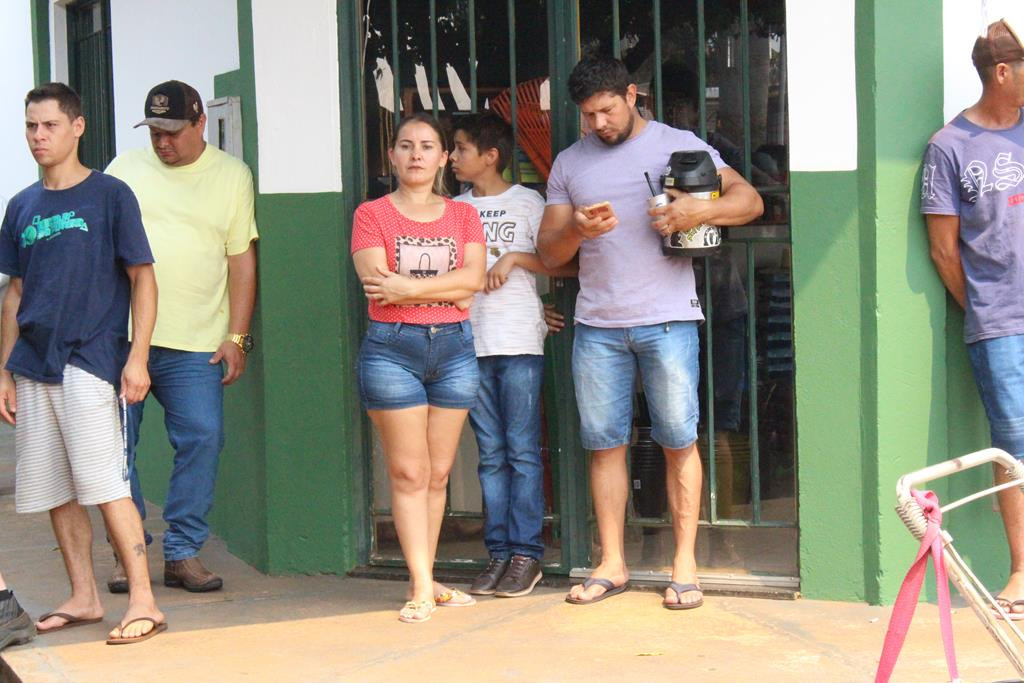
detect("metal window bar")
[746,240,762,524]
[652,0,662,122]
[740,0,753,180]
[612,0,620,58]
[469,0,477,112]
[507,0,520,182]
[703,256,718,523]
[697,0,707,141]
[430,0,439,116]
[390,0,400,128]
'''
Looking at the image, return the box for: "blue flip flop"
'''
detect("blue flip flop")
[663,582,704,610]
[564,577,629,605]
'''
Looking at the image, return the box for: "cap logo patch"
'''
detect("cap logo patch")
[150,94,170,115]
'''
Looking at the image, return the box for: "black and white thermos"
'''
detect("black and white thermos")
[656,150,722,257]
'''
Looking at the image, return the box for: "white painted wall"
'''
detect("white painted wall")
[0,3,40,201]
[785,0,857,172]
[108,0,239,156]
[251,0,342,194]
[943,1,1024,121]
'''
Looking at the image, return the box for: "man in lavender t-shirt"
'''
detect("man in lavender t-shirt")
[537,57,762,610]
[923,19,1024,618]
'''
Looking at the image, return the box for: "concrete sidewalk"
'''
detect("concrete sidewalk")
[0,434,1021,682]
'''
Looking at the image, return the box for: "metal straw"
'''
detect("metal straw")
[644,171,658,197]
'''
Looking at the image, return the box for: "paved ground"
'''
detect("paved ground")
[1,427,1022,682]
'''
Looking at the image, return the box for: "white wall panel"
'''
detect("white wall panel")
[0,3,40,200]
[109,0,239,157]
[785,0,857,172]
[251,0,342,194]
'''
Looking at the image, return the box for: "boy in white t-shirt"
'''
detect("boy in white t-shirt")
[450,114,576,597]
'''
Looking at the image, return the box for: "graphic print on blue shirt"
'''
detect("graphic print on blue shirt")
[0,171,154,385]
[18,211,90,247]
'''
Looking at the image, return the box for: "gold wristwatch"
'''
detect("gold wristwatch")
[228,332,255,355]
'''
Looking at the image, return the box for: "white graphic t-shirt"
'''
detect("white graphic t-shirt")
[457,184,547,356]
[921,109,1024,343]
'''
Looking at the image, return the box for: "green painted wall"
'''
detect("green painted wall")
[256,191,366,574]
[856,0,947,604]
[796,0,1003,604]
[790,170,864,601]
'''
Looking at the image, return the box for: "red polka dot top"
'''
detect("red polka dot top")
[351,195,485,324]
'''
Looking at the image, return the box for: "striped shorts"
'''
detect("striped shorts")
[14,364,130,513]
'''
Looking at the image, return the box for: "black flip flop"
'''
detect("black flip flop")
[106,617,168,645]
[663,582,704,610]
[36,611,104,634]
[565,577,629,605]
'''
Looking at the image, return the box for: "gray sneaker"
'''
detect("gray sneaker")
[494,555,542,598]
[0,591,35,651]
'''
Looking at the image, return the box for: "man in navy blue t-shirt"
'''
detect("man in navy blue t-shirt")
[0,83,164,644]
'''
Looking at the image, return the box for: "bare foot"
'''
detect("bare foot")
[36,596,103,632]
[108,600,165,640]
[567,562,628,601]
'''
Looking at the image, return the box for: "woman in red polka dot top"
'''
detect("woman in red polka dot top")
[351,112,486,623]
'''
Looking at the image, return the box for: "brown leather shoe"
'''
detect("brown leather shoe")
[107,554,129,594]
[164,557,223,592]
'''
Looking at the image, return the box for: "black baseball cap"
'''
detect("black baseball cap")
[972,19,1024,68]
[134,80,204,132]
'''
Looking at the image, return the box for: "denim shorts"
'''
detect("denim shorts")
[357,320,480,410]
[572,321,699,450]
[967,333,1024,459]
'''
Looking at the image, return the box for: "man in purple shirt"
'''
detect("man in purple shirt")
[538,57,762,610]
[923,19,1024,619]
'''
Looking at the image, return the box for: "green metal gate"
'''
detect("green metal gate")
[348,0,795,585]
[66,0,116,171]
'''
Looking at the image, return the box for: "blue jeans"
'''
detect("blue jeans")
[127,347,225,561]
[573,321,700,450]
[357,321,479,410]
[468,355,545,561]
[968,333,1024,459]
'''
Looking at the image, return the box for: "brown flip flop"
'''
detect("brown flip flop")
[36,611,104,634]
[106,617,168,645]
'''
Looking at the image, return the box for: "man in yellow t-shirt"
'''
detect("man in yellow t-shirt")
[105,80,258,593]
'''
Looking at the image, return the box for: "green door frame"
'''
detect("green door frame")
[545,0,590,574]
[337,0,372,568]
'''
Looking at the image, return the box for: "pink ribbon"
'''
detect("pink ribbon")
[875,489,958,682]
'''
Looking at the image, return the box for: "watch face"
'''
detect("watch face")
[242,334,255,354]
